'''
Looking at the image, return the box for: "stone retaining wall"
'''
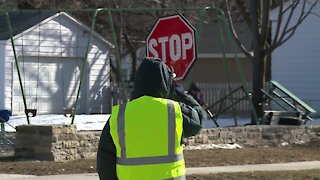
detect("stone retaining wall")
[187,125,320,147]
[15,125,100,161]
[14,125,320,161]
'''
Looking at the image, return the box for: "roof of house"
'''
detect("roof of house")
[0,11,56,40]
[197,21,252,55]
[0,10,114,48]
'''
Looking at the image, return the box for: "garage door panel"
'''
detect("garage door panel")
[12,103,21,112]
[13,56,86,115]
[38,102,49,112]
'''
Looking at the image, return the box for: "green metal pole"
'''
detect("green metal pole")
[71,9,101,124]
[217,17,238,126]
[107,10,128,102]
[4,12,30,124]
[1,7,220,14]
[184,8,206,85]
[217,9,259,125]
[0,123,5,138]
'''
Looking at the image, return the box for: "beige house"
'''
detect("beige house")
[183,22,253,115]
[185,22,252,84]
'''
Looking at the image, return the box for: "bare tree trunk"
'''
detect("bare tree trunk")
[250,0,264,124]
[226,0,317,124]
[264,30,272,83]
[252,52,264,124]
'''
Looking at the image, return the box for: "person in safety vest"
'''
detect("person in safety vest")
[97,58,207,180]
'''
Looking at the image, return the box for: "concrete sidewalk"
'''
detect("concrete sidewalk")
[2,161,320,180]
[2,173,97,180]
[187,161,320,174]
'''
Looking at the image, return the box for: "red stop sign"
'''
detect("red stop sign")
[147,14,196,80]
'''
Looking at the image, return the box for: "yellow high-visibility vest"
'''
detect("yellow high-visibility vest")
[109,96,186,180]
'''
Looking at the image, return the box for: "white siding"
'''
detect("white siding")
[4,13,112,114]
[272,3,320,112]
[3,43,13,111]
[0,42,5,109]
[87,39,111,114]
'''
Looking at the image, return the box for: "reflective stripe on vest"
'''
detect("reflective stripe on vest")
[116,99,183,165]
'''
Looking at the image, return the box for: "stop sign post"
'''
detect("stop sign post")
[147,14,196,81]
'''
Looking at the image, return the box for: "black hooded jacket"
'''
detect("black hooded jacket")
[97,58,207,180]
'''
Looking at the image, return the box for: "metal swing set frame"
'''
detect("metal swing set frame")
[0,6,258,130]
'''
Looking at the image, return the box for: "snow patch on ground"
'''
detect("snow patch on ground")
[184,143,242,150]
[4,114,110,132]
[3,114,320,132]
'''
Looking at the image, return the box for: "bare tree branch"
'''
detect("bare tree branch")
[271,0,318,51]
[282,0,295,15]
[271,0,284,47]
[260,0,270,46]
[225,0,252,58]
[275,0,300,45]
[235,0,251,28]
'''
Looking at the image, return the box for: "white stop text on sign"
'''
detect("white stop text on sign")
[148,32,193,63]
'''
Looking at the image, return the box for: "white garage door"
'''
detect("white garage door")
[13,56,86,115]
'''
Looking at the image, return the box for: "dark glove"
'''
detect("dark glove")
[171,83,189,102]
[172,83,202,107]
[174,83,186,97]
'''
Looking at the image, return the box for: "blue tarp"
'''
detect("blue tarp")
[0,110,12,122]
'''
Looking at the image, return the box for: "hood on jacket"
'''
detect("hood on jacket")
[131,58,175,100]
